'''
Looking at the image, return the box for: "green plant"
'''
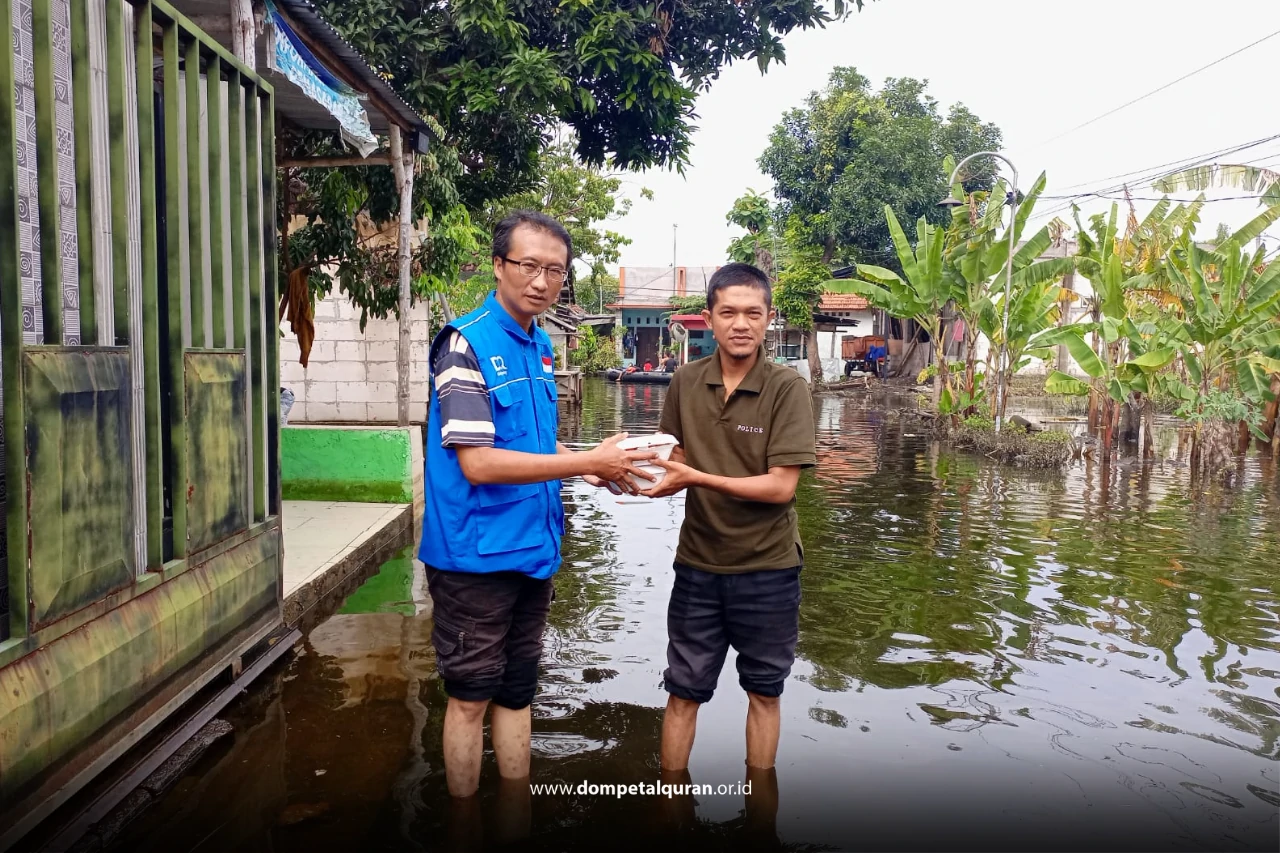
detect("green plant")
[828,206,959,408]
[726,189,778,273]
[669,294,707,314]
[943,170,1075,419]
[570,325,622,372]
[774,218,831,381]
[1160,233,1280,470]
[962,414,993,431]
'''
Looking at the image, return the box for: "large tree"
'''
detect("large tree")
[319,0,860,188]
[453,137,645,316]
[758,67,1002,269]
[285,0,864,323]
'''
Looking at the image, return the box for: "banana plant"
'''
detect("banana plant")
[1048,197,1209,442]
[1162,241,1280,451]
[1043,200,1280,459]
[1033,205,1180,455]
[825,206,958,409]
[944,171,1076,419]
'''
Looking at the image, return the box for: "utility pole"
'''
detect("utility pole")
[672,223,678,282]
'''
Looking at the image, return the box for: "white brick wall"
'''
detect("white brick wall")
[281,290,433,424]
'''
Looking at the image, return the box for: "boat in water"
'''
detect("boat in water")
[604,369,674,384]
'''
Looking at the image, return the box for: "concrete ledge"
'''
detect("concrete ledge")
[281,425,423,506]
[282,502,415,632]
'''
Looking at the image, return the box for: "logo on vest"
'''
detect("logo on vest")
[737,424,764,434]
[490,355,508,376]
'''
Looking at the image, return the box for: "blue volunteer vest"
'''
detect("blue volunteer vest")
[419,293,564,578]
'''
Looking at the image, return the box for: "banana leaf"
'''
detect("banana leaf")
[1237,359,1270,401]
[1226,202,1280,247]
[1045,370,1090,396]
[1129,348,1176,370]
[1246,260,1280,312]
[1248,353,1280,377]
[1062,333,1105,379]
[885,206,918,284]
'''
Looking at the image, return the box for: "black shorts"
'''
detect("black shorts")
[663,562,801,704]
[426,566,554,709]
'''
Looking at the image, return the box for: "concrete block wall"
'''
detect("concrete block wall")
[280,291,434,424]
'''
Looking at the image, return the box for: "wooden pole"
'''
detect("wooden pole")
[390,125,413,427]
[229,0,254,68]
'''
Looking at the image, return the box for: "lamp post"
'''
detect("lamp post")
[938,151,1019,434]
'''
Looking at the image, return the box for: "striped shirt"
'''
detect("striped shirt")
[433,330,495,447]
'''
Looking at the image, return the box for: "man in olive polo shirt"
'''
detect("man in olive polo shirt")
[641,262,816,780]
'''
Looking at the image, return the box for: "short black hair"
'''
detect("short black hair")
[492,210,573,264]
[706,262,771,311]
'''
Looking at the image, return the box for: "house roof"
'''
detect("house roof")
[172,0,432,145]
[541,313,578,333]
[820,293,870,311]
[274,0,432,141]
[669,314,709,331]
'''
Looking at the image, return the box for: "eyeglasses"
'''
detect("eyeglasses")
[500,256,569,285]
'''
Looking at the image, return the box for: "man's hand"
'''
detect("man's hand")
[583,473,629,496]
[638,458,704,499]
[584,433,657,493]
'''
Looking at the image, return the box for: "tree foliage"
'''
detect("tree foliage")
[317,0,858,190]
[759,68,1002,268]
[570,325,623,372]
[286,0,861,321]
[282,142,486,329]
[473,138,648,299]
[726,189,778,272]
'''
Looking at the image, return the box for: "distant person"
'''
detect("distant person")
[662,353,678,373]
[643,360,654,372]
[640,263,816,821]
[420,210,656,807]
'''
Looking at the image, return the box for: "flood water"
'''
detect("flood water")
[115,379,1279,852]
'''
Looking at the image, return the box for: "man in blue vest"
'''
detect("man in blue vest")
[420,210,655,802]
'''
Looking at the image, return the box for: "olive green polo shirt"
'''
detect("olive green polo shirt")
[659,347,817,574]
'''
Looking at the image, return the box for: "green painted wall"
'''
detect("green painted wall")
[281,427,414,503]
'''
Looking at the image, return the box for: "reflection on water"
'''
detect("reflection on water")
[116,380,1280,852]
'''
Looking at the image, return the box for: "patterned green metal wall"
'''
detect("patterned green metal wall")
[0,0,281,822]
[185,352,249,553]
[24,348,135,628]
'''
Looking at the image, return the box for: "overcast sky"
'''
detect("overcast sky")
[613,0,1279,268]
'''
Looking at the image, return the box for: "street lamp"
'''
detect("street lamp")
[938,151,1019,434]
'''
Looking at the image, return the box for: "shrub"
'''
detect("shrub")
[950,422,1075,469]
[570,325,622,372]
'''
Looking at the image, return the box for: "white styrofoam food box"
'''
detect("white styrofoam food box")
[616,433,679,489]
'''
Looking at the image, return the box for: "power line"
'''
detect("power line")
[1028,141,1280,225]
[1043,192,1268,203]
[1033,27,1280,147]
[1047,134,1280,193]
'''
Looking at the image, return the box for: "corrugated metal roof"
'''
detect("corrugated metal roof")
[171,0,431,145]
[274,0,431,145]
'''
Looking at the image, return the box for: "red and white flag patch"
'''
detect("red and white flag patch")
[542,356,554,373]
